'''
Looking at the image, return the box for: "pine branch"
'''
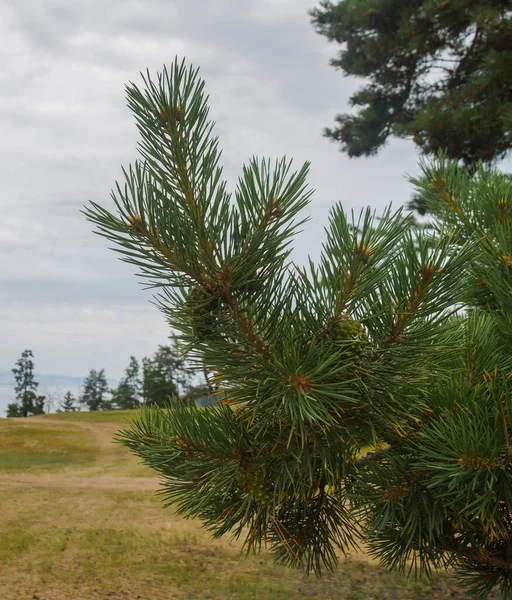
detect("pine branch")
[85,60,512,596]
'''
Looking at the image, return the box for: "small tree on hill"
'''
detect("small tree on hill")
[142,350,174,406]
[81,369,109,411]
[84,61,512,598]
[111,356,141,409]
[60,391,77,412]
[6,403,21,418]
[141,356,173,407]
[7,349,45,417]
[140,340,192,406]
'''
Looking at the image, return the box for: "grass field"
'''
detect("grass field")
[0,411,493,600]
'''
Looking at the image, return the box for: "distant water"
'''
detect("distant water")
[0,385,16,416]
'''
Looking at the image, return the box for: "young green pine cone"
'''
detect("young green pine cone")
[328,314,368,356]
[186,285,220,339]
[238,469,272,506]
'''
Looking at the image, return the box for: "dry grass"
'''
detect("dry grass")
[0,411,486,599]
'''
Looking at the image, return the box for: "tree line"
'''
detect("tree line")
[5,339,211,417]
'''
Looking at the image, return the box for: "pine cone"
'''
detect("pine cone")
[238,469,272,506]
[187,286,220,339]
[328,314,368,356]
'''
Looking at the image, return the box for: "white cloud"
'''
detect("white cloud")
[245,0,314,22]
[0,302,169,377]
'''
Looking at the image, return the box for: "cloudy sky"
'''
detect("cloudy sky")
[1,0,424,398]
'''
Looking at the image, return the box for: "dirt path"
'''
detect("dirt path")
[0,472,160,491]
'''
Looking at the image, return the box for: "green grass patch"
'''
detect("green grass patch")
[0,420,98,472]
[0,523,35,563]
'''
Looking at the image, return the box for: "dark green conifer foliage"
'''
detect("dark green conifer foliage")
[7,349,45,417]
[310,0,512,167]
[84,60,511,598]
[111,356,141,409]
[141,342,190,406]
[60,391,77,412]
[81,369,109,411]
[6,403,20,418]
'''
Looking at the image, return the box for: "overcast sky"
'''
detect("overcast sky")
[1,0,424,391]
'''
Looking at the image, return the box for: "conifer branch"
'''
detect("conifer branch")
[86,61,512,597]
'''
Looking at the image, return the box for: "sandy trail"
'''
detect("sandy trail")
[0,473,160,491]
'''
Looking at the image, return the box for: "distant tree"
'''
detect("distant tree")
[44,390,62,415]
[7,349,45,417]
[60,391,77,412]
[111,356,141,409]
[80,369,109,411]
[157,340,192,393]
[6,403,21,418]
[142,357,177,407]
[310,0,512,167]
[142,341,191,406]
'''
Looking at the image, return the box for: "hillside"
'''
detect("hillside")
[0,411,487,600]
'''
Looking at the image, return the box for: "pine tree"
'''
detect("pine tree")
[84,60,511,598]
[310,0,512,167]
[8,350,45,417]
[381,154,512,599]
[140,340,192,406]
[6,403,21,418]
[60,391,77,412]
[141,357,173,407]
[111,356,141,409]
[81,369,109,411]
